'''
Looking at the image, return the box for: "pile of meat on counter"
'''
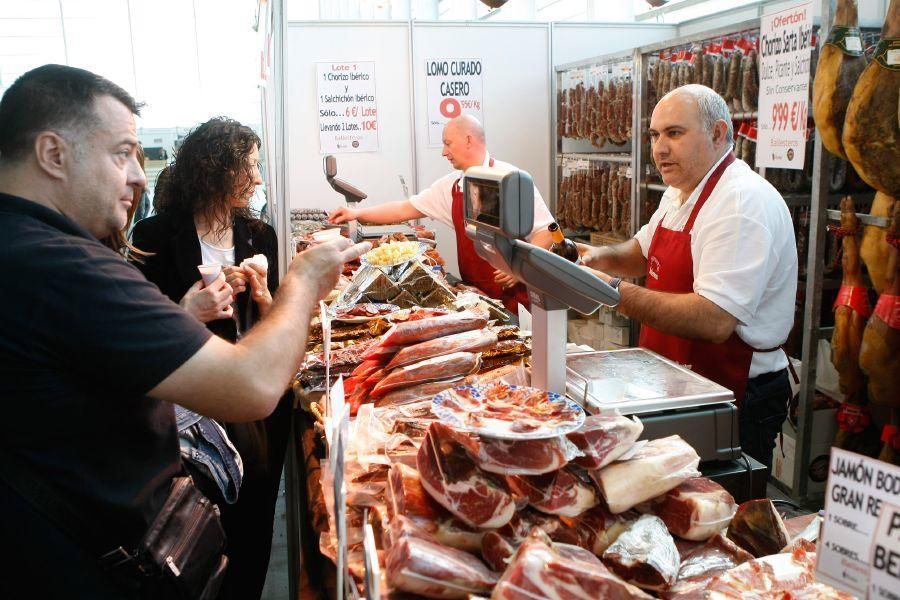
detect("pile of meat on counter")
[303,308,531,414]
[557,61,633,147]
[314,314,846,599]
[555,159,631,236]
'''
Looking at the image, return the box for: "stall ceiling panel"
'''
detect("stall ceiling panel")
[286,22,414,216]
[552,23,677,66]
[412,22,551,278]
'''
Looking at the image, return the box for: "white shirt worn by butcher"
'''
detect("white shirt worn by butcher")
[408,152,555,241]
[634,150,798,378]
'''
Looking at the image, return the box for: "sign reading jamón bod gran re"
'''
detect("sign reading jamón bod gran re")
[425,58,484,147]
[816,448,900,597]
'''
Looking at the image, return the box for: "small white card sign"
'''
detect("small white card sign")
[756,1,813,169]
[317,61,379,154]
[816,448,900,597]
[425,58,484,146]
[869,501,900,600]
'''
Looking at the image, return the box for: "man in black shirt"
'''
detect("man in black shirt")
[0,65,369,598]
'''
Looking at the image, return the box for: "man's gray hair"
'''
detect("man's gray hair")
[664,84,734,146]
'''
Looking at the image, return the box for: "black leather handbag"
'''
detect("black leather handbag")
[126,476,229,600]
[0,449,227,600]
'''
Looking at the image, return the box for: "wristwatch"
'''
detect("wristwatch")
[607,277,622,290]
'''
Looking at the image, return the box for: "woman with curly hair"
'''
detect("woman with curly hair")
[131,117,288,600]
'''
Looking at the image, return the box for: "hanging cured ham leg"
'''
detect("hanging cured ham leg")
[841,0,900,193]
[859,200,900,465]
[860,192,896,293]
[830,197,871,449]
[812,0,867,160]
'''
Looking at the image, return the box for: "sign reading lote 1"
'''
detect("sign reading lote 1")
[425,58,484,147]
[756,1,813,170]
[816,448,900,597]
[317,61,379,154]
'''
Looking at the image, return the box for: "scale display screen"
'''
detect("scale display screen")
[464,178,501,228]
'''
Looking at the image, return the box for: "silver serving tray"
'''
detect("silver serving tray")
[566,347,734,415]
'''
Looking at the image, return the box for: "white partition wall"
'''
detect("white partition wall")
[286,21,415,221]
[283,19,685,277]
[411,22,551,277]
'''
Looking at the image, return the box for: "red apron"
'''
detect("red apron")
[638,152,781,403]
[451,157,530,313]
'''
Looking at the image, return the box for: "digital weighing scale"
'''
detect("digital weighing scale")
[324,156,421,243]
[462,166,744,468]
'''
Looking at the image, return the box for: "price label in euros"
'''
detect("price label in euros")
[345,106,358,118]
[771,101,807,132]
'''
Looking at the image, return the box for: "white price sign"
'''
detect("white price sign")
[869,502,900,600]
[756,2,813,169]
[816,449,900,597]
[425,58,484,147]
[317,61,379,154]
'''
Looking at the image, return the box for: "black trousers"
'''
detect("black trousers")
[216,392,293,600]
[739,368,791,471]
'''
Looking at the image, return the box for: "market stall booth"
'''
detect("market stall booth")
[268,0,899,597]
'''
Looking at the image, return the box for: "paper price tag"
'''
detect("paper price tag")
[816,449,900,597]
[868,501,900,600]
[363,522,380,599]
[889,49,900,66]
[845,36,862,52]
[756,1,813,169]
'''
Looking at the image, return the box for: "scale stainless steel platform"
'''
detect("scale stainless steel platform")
[566,347,741,463]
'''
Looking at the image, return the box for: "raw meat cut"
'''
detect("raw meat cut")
[812,0,868,160]
[474,435,572,476]
[643,477,736,541]
[416,422,516,529]
[726,498,790,558]
[699,547,854,599]
[373,377,464,408]
[592,435,701,514]
[859,199,900,464]
[507,466,600,517]
[564,503,635,556]
[438,383,584,437]
[492,530,652,600]
[567,411,643,470]
[481,508,580,571]
[842,0,900,194]
[663,533,755,598]
[370,352,481,397]
[385,523,498,599]
[386,328,498,370]
[831,197,870,449]
[379,310,487,348]
[386,462,443,522]
[602,514,680,592]
[860,192,895,293]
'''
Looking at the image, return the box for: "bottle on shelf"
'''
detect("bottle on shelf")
[548,222,579,263]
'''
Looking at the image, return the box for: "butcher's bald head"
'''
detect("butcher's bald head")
[442,114,486,171]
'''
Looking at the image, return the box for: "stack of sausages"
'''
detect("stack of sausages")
[557,70,633,147]
[648,36,758,115]
[556,161,631,237]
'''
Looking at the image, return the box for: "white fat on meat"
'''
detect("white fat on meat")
[592,435,700,514]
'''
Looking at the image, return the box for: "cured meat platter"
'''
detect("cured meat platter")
[432,383,585,439]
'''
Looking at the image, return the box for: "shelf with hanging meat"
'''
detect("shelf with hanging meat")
[826,197,884,457]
